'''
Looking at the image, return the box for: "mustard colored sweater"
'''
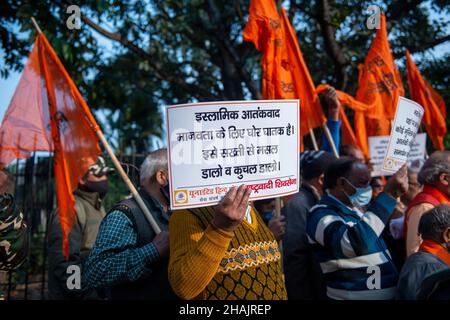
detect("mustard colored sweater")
[168,206,287,300]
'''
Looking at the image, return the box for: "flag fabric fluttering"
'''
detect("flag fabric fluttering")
[0,40,53,166]
[354,13,405,156]
[0,34,101,257]
[243,0,326,143]
[316,84,359,148]
[406,49,447,150]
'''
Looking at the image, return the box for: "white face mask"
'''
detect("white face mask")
[342,178,373,208]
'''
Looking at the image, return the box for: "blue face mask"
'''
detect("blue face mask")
[342,178,373,208]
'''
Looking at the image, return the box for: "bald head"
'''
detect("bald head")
[340,144,365,163]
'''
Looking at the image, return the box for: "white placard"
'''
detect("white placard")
[369,133,427,177]
[382,97,424,173]
[166,100,300,210]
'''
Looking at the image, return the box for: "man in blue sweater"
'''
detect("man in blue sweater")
[307,158,408,300]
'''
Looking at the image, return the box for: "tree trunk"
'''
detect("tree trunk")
[317,0,349,90]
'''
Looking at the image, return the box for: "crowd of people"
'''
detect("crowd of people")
[0,88,449,300]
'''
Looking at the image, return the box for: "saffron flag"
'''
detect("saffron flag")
[406,49,447,150]
[354,13,404,156]
[243,0,326,141]
[0,34,102,257]
[0,40,53,166]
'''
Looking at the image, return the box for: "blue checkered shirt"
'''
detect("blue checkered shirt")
[84,210,160,288]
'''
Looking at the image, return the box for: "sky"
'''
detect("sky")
[0,70,20,121]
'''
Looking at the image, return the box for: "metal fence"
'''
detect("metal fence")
[0,152,146,300]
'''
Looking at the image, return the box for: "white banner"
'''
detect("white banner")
[369,133,427,177]
[382,97,424,173]
[166,100,300,210]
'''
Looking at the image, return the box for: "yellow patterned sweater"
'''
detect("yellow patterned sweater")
[168,205,287,300]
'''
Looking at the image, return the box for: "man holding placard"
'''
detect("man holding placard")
[166,100,295,300]
[307,158,408,300]
[382,97,424,174]
[168,185,287,300]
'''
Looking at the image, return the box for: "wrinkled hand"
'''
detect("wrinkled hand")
[384,164,409,199]
[322,87,340,121]
[213,185,251,232]
[268,215,286,241]
[152,231,170,258]
[391,201,406,220]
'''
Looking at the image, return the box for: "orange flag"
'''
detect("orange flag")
[243,0,326,141]
[354,13,404,156]
[0,34,101,257]
[406,49,447,150]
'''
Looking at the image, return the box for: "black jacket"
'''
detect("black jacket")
[396,251,449,300]
[282,183,326,300]
[419,268,450,300]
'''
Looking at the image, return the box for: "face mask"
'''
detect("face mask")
[82,180,109,198]
[160,183,171,205]
[342,178,373,208]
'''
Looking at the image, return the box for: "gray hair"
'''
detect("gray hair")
[419,204,450,241]
[408,159,425,175]
[139,148,168,186]
[418,151,450,185]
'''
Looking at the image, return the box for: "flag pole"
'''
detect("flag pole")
[31,17,42,34]
[30,17,161,234]
[274,196,285,274]
[309,128,319,151]
[322,123,339,158]
[96,131,162,234]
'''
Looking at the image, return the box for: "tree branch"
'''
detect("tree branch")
[80,14,219,101]
[394,34,450,58]
[316,0,348,90]
[204,0,262,99]
[387,0,426,21]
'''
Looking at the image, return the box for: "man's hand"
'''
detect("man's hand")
[213,185,251,232]
[384,164,409,199]
[322,86,340,121]
[152,231,170,258]
[268,215,286,241]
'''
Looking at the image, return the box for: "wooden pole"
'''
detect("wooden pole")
[322,123,339,158]
[31,17,42,34]
[309,128,319,151]
[96,131,162,234]
[31,18,161,234]
[274,197,284,274]
[274,197,281,218]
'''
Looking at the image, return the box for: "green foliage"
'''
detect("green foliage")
[1,0,449,152]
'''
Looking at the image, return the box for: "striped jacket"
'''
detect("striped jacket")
[306,192,398,300]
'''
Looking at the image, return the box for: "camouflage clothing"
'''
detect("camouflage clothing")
[0,194,28,271]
